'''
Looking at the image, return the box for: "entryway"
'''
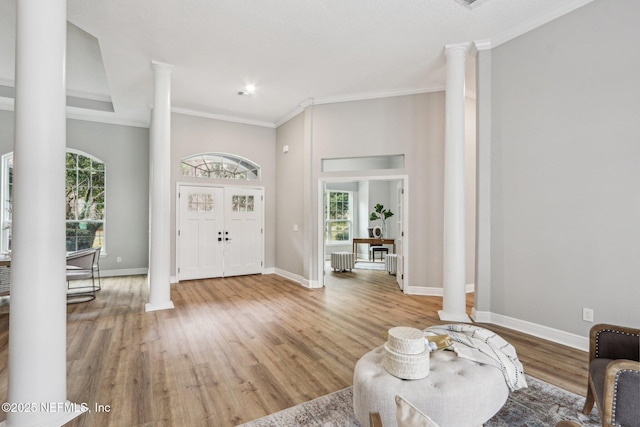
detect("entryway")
[177,185,264,281]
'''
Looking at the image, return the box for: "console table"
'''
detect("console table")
[352,238,395,257]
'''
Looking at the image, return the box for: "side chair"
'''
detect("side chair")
[582,323,640,427]
[66,248,98,303]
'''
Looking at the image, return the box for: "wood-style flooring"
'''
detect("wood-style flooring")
[0,268,589,426]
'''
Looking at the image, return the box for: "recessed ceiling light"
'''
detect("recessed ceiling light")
[237,84,256,97]
[454,0,487,9]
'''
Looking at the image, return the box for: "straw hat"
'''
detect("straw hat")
[382,326,430,380]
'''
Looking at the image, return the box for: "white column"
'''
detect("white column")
[439,43,471,323]
[5,0,84,425]
[146,61,174,312]
[471,41,492,323]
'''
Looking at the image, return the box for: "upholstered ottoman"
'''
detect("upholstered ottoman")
[331,252,355,272]
[353,346,509,427]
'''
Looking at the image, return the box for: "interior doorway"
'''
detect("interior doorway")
[319,175,408,290]
[177,184,264,281]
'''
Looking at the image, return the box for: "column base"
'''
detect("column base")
[438,310,472,323]
[0,400,87,427]
[145,300,175,312]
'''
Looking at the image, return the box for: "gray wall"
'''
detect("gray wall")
[0,110,150,273]
[275,112,305,276]
[488,0,640,333]
[290,92,477,290]
[170,112,277,277]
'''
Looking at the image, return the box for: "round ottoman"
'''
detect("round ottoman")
[353,346,509,427]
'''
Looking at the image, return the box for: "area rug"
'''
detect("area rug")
[354,261,385,271]
[236,375,601,427]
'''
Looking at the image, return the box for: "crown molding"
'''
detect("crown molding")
[274,86,447,128]
[171,107,276,128]
[0,97,14,111]
[66,107,149,128]
[492,0,595,48]
[472,39,492,53]
[274,105,306,128]
[0,99,149,128]
[315,86,445,106]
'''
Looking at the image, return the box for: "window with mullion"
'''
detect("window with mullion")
[325,191,352,243]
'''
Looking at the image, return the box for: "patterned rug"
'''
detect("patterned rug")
[237,375,601,427]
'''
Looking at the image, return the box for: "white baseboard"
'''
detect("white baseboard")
[472,310,588,352]
[273,268,323,289]
[263,267,276,275]
[404,283,475,296]
[101,268,148,277]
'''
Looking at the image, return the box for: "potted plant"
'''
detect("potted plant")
[369,203,394,238]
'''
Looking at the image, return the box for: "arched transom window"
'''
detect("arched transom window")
[181,153,260,181]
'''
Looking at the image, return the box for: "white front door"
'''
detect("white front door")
[178,185,263,280]
[178,186,225,280]
[223,188,263,277]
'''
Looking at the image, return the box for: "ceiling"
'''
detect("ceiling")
[0,0,593,128]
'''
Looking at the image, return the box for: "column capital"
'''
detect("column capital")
[151,60,174,72]
[444,42,471,56]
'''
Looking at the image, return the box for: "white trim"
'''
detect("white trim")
[473,311,589,352]
[66,108,149,128]
[274,268,311,288]
[101,268,148,277]
[318,174,409,290]
[0,96,15,110]
[438,310,472,323]
[275,87,446,128]
[145,300,175,312]
[473,39,492,52]
[312,86,445,106]
[275,105,306,128]
[403,283,474,296]
[0,98,148,128]
[491,0,595,48]
[172,107,275,128]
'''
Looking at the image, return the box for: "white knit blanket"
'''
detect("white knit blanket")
[424,324,528,391]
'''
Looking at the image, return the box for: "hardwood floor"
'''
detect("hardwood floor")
[0,270,589,426]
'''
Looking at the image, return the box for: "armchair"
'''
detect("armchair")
[582,323,640,427]
[66,248,98,302]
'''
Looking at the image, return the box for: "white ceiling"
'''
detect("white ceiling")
[0,0,593,128]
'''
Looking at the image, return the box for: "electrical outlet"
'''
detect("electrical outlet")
[116,256,122,263]
[582,308,594,322]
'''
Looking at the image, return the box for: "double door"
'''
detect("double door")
[178,185,263,280]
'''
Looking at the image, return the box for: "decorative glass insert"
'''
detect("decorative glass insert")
[65,151,105,251]
[232,195,254,212]
[181,153,260,181]
[188,193,214,212]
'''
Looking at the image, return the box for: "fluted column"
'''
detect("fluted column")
[146,61,174,312]
[439,43,471,322]
[5,0,84,425]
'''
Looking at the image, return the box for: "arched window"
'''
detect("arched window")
[181,153,260,181]
[1,150,105,252]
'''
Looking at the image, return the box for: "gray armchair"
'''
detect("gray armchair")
[66,248,98,302]
[582,323,640,427]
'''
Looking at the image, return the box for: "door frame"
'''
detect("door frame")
[175,182,266,282]
[317,174,409,290]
